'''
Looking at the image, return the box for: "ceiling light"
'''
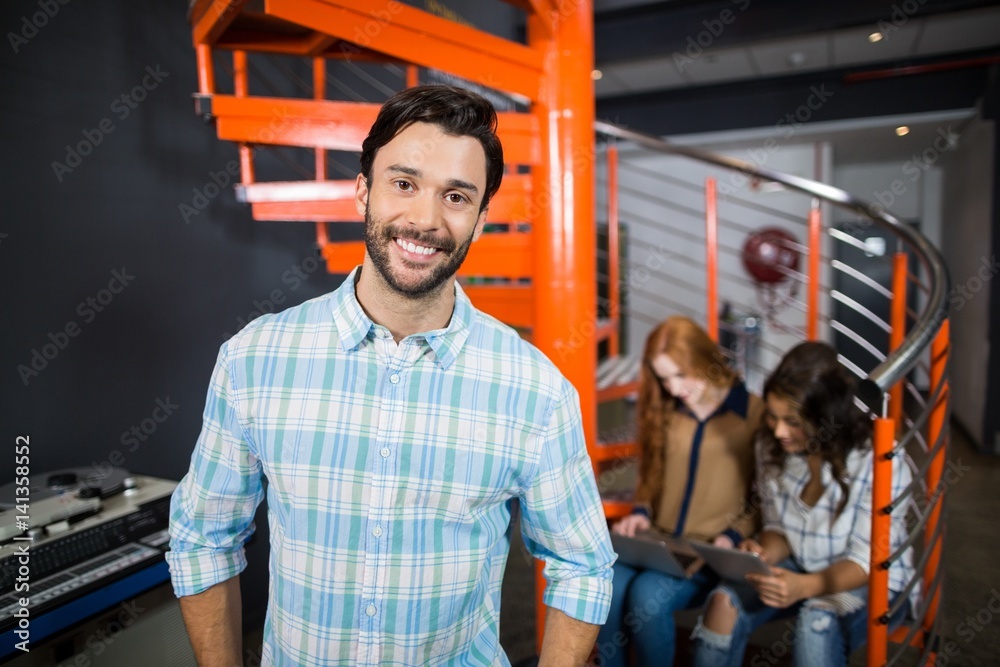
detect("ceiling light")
[591,69,603,80]
[788,52,806,67]
[896,126,910,136]
[868,31,883,43]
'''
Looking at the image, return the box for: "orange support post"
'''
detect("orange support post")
[528,2,596,651]
[888,253,908,430]
[233,51,254,185]
[807,202,821,340]
[924,319,950,631]
[607,144,620,358]
[196,43,215,94]
[705,177,718,342]
[867,416,894,666]
[313,56,327,250]
[233,50,248,97]
[313,57,326,181]
[406,64,419,89]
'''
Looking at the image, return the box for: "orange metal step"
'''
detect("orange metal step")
[264,0,544,100]
[236,175,534,224]
[198,95,541,166]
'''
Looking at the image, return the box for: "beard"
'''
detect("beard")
[363,202,477,298]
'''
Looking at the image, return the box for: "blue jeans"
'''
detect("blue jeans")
[595,561,718,667]
[690,558,911,667]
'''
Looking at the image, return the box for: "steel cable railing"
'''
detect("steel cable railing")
[595,119,951,666]
[595,119,950,408]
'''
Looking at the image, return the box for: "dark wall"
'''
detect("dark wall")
[0,0,346,630]
[0,0,526,634]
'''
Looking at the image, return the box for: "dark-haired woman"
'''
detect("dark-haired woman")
[691,342,917,667]
[595,316,763,666]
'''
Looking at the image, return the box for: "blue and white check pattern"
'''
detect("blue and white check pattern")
[757,439,919,608]
[167,268,615,666]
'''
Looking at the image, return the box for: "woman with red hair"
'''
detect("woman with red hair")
[595,316,763,666]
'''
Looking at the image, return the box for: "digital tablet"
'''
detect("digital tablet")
[690,542,773,581]
[611,530,703,579]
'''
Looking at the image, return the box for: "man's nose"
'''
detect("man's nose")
[406,193,440,230]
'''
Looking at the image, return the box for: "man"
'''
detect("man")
[167,85,615,666]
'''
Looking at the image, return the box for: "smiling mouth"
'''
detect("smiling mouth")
[394,237,440,256]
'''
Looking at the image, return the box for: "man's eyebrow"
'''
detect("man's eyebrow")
[387,164,420,178]
[445,178,479,195]
[385,164,479,195]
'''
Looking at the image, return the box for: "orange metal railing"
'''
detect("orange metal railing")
[594,122,950,666]
[185,2,951,662]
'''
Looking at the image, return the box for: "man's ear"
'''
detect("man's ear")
[354,173,369,217]
[472,208,488,242]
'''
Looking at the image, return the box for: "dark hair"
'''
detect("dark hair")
[761,341,872,517]
[359,85,504,213]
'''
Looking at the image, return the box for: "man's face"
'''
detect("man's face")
[356,121,488,298]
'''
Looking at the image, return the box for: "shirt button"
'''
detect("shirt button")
[372,526,383,537]
[389,373,399,384]
[366,604,376,617]
[380,448,390,458]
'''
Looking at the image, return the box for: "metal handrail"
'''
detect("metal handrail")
[594,120,951,413]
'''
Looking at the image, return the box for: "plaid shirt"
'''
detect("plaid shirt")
[167,268,614,666]
[758,438,918,608]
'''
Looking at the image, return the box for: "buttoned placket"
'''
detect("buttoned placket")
[357,328,425,665]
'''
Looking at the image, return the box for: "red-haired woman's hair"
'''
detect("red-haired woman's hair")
[635,316,736,511]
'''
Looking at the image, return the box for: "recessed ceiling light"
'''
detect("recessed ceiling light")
[788,51,806,67]
[869,31,884,43]
[896,126,910,136]
[591,69,603,80]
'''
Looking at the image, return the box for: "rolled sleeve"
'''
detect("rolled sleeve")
[518,381,616,625]
[166,344,265,597]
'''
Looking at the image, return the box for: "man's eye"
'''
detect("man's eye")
[446,193,467,204]
[395,181,413,191]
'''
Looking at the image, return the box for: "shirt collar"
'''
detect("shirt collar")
[331,266,474,370]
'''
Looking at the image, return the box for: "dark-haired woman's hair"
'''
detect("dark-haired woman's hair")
[635,316,736,511]
[761,341,872,517]
[359,85,504,213]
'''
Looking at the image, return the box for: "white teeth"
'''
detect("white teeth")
[396,238,436,255]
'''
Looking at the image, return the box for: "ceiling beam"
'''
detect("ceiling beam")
[595,0,1000,64]
[596,61,993,136]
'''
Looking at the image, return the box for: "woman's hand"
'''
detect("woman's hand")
[745,568,810,609]
[738,538,767,561]
[612,513,651,537]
